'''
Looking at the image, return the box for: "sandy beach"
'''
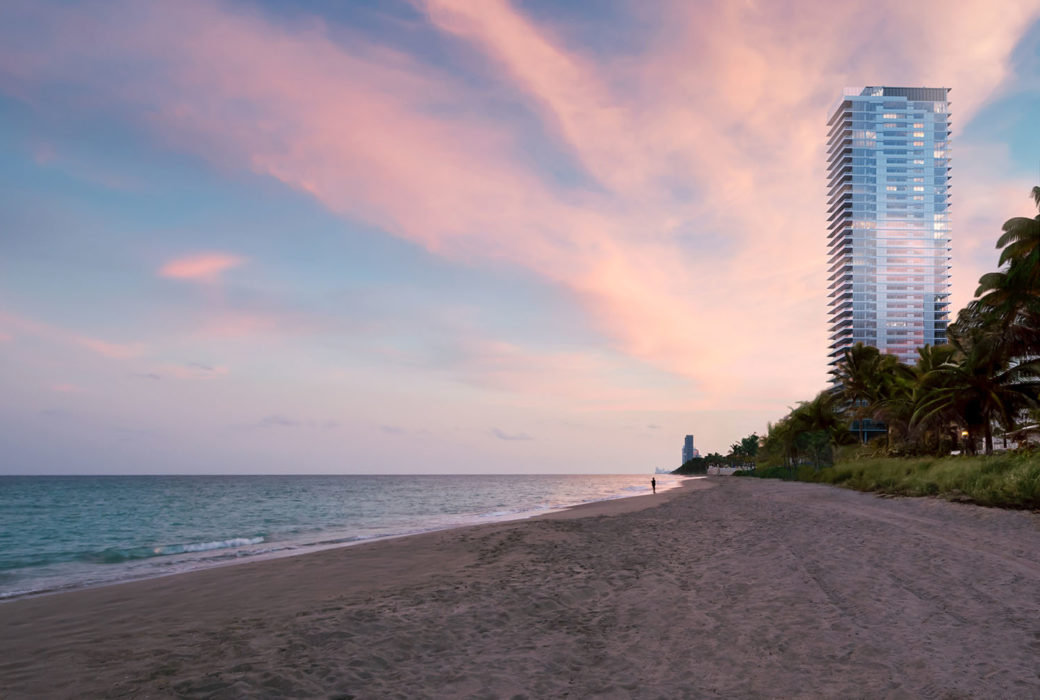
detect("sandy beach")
[2,476,1039,698]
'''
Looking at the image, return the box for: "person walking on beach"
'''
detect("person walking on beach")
[651,477,656,494]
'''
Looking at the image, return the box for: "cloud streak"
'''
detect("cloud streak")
[491,427,533,441]
[159,253,244,282]
[0,310,146,360]
[150,363,229,380]
[243,415,341,430]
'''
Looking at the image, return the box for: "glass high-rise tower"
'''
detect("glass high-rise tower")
[826,86,951,373]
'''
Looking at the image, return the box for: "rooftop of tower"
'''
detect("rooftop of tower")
[844,86,950,100]
[829,86,952,122]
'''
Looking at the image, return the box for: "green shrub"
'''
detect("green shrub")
[748,453,1040,509]
[796,465,817,481]
[746,465,794,480]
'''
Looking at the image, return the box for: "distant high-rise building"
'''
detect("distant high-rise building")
[826,87,952,372]
[682,435,696,464]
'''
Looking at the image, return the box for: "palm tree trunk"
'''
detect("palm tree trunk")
[984,421,994,455]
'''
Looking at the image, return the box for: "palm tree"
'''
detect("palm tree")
[740,434,759,460]
[914,323,1040,454]
[761,418,799,473]
[833,342,914,446]
[994,185,1040,269]
[974,186,1040,355]
[789,391,852,470]
[870,359,919,452]
[907,344,960,454]
[833,343,885,444]
[914,185,1040,455]
[727,434,759,469]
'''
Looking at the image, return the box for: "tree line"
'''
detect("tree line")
[673,434,759,474]
[758,186,1040,469]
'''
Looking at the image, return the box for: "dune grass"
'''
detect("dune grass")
[745,452,1040,509]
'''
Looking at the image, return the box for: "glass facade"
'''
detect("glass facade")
[682,435,694,464]
[827,86,951,372]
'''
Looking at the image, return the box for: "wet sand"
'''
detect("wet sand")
[2,477,1039,698]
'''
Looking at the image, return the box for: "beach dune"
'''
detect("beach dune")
[2,477,1039,698]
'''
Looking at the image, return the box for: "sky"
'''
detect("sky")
[1,0,1040,474]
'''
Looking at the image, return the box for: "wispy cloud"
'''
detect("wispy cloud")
[257,414,298,428]
[0,310,146,360]
[491,427,533,441]
[193,312,281,339]
[29,140,140,190]
[239,415,341,430]
[149,362,229,380]
[39,408,75,421]
[159,252,244,282]
[76,337,146,359]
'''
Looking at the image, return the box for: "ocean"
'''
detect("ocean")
[0,473,684,600]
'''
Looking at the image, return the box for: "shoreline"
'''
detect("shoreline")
[0,474,696,603]
[2,476,1037,697]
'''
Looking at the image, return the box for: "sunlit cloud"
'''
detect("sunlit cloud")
[194,312,280,338]
[159,252,244,282]
[0,311,146,360]
[76,336,146,359]
[151,363,229,380]
[50,383,84,393]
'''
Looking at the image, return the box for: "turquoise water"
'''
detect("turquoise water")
[0,474,682,599]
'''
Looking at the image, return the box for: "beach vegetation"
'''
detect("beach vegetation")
[758,391,854,473]
[730,434,759,461]
[674,457,710,474]
[741,187,1040,508]
[674,439,759,475]
[760,452,1040,509]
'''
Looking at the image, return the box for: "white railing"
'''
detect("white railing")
[706,465,753,476]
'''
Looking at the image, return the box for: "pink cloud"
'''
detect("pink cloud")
[159,253,244,282]
[51,383,84,393]
[75,336,146,359]
[0,311,146,360]
[418,0,1040,398]
[196,312,278,338]
[3,0,1038,427]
